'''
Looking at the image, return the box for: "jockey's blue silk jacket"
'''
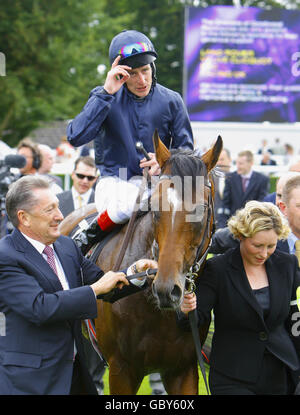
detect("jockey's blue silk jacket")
[67,83,194,180]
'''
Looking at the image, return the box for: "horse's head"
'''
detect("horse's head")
[150,130,223,310]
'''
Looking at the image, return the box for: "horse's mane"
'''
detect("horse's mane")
[161,148,207,198]
[138,148,207,217]
[163,148,207,180]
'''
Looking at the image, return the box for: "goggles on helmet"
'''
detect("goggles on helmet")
[118,41,156,59]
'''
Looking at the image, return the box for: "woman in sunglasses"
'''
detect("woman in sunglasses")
[67,29,194,255]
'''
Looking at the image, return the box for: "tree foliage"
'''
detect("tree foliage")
[0,0,298,146]
[0,0,132,145]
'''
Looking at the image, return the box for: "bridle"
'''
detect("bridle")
[185,176,215,293]
[153,171,215,395]
[152,172,215,292]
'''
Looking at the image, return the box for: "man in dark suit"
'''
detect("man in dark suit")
[217,150,269,228]
[260,151,277,166]
[0,175,157,394]
[58,156,102,393]
[57,156,97,218]
[263,173,300,207]
[278,175,300,259]
[213,148,232,230]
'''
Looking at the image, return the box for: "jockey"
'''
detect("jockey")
[67,29,194,254]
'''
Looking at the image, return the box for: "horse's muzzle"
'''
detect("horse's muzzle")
[151,278,183,310]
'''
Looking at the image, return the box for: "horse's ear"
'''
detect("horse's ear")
[201,135,223,172]
[153,129,171,168]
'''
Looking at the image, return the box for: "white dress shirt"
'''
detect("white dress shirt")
[287,232,298,255]
[21,233,70,290]
[72,187,93,210]
[21,233,78,355]
[22,233,146,288]
[240,171,252,191]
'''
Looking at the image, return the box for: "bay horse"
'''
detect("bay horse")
[60,132,223,394]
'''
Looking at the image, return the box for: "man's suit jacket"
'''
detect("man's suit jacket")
[218,171,269,228]
[0,229,145,394]
[263,191,276,204]
[57,189,95,218]
[212,172,230,230]
[277,239,290,253]
[179,247,300,384]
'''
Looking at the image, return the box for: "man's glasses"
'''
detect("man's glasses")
[75,173,96,181]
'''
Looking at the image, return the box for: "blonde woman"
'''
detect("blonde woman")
[179,201,300,395]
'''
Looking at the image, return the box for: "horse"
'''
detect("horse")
[59,132,223,394]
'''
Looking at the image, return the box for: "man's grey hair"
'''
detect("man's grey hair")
[6,175,50,228]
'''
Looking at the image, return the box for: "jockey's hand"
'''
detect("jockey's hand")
[103,56,131,95]
[180,292,197,316]
[90,270,129,296]
[139,152,161,176]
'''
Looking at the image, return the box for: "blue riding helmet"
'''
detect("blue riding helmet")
[109,30,158,69]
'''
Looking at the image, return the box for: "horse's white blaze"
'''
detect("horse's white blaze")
[167,187,182,229]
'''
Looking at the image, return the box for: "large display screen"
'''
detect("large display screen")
[184,6,300,123]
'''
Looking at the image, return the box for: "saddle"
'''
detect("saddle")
[80,206,150,264]
[86,225,122,263]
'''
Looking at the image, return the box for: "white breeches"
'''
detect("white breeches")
[94,176,152,224]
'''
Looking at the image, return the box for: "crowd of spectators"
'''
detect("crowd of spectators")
[1,133,300,395]
[2,134,300,237]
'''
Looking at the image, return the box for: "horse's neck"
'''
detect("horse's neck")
[98,212,154,271]
[123,212,154,263]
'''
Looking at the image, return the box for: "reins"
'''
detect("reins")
[185,178,215,396]
[186,176,215,282]
[113,141,151,271]
[113,166,149,272]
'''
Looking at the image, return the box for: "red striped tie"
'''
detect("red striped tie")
[43,245,58,275]
[242,177,248,192]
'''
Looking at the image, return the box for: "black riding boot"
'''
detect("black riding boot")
[73,217,105,255]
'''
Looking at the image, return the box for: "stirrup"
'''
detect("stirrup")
[73,218,102,255]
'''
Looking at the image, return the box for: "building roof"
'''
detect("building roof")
[30,120,70,149]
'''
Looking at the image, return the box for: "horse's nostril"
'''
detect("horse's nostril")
[170,284,182,302]
[152,280,183,310]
